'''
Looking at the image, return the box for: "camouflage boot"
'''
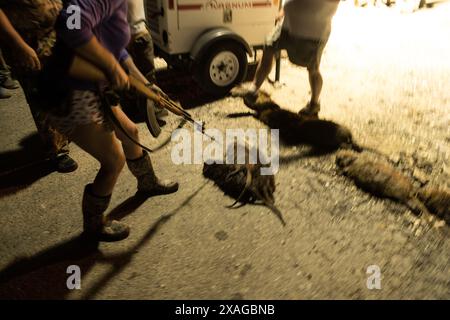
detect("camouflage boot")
[127,151,179,196]
[82,184,130,242]
[129,31,156,80]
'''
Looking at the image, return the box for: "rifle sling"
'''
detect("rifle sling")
[99,90,187,154]
[100,90,155,153]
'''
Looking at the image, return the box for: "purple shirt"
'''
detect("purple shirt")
[57,0,131,89]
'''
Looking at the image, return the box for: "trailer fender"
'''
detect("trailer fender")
[190,28,253,61]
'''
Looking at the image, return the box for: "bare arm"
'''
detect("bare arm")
[74,37,129,90]
[0,9,41,70]
[57,0,130,89]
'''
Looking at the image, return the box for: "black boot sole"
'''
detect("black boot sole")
[82,230,130,242]
[137,183,179,197]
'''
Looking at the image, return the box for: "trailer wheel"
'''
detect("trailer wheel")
[196,41,248,95]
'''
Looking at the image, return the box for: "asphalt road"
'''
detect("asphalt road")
[0,3,449,299]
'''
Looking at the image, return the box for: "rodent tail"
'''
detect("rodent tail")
[253,189,286,226]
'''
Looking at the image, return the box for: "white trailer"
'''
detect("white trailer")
[144,0,280,94]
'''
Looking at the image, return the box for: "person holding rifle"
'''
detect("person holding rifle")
[47,0,179,242]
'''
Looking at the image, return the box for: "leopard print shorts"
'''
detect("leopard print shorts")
[49,90,113,136]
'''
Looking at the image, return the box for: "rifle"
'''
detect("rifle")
[68,56,215,149]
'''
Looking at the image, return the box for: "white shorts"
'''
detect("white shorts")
[49,90,112,135]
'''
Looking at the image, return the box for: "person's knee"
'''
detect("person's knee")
[119,122,140,143]
[127,123,140,141]
[110,154,126,176]
[102,144,126,175]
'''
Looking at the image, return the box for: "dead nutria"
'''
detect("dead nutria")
[244,91,362,152]
[203,143,285,226]
[417,186,450,224]
[336,150,430,216]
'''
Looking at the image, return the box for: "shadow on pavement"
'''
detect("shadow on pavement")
[0,182,208,299]
[0,133,55,199]
[0,235,100,299]
[107,193,150,221]
[80,181,208,299]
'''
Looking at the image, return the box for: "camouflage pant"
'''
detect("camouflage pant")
[123,30,157,114]
[127,31,156,82]
[0,49,12,83]
[18,74,69,156]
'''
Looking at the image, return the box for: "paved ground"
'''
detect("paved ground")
[0,3,449,299]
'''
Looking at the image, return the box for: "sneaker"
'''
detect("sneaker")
[299,101,320,117]
[0,86,11,99]
[52,154,78,173]
[1,77,19,90]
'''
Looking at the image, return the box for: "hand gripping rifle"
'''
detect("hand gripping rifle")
[68,56,215,152]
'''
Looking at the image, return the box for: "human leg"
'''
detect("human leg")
[251,47,276,94]
[20,76,77,172]
[0,49,19,90]
[110,106,179,196]
[308,63,323,106]
[294,40,327,117]
[69,123,129,241]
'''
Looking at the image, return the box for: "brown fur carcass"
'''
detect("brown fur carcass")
[244,91,361,152]
[335,150,430,216]
[203,143,285,226]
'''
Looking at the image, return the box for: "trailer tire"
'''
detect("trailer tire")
[196,41,248,95]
